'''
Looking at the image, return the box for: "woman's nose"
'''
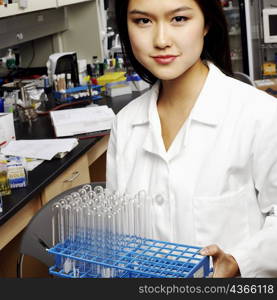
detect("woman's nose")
[153,24,172,49]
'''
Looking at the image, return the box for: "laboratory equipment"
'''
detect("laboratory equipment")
[0,160,11,196]
[263,8,277,44]
[47,52,80,87]
[52,84,102,104]
[48,184,211,278]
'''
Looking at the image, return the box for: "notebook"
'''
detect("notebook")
[49,105,116,138]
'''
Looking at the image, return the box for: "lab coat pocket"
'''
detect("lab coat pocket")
[193,184,250,251]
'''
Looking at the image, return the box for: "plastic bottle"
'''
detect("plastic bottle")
[0,90,4,113]
[0,160,11,196]
[103,58,109,74]
[92,56,100,78]
[66,73,74,89]
[5,49,16,70]
[3,91,13,113]
[0,98,4,113]
[78,60,88,86]
[52,74,58,91]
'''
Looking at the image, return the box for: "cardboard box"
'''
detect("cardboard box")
[0,113,16,147]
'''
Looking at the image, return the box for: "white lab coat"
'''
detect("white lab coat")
[106,62,277,277]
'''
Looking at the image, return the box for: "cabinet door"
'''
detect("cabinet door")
[0,196,41,250]
[0,0,57,18]
[57,0,92,7]
[41,154,90,205]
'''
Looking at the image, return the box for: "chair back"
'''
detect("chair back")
[233,72,255,86]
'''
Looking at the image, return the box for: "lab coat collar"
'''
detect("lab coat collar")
[190,62,230,126]
[131,81,160,126]
[131,62,230,127]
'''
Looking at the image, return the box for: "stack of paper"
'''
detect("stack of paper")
[50,105,115,137]
[106,81,133,97]
[1,138,78,160]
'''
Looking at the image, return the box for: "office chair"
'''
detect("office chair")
[16,181,106,278]
[233,71,256,86]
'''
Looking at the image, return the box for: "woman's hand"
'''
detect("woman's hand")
[200,244,240,278]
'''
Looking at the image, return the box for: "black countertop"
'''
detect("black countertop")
[0,92,143,226]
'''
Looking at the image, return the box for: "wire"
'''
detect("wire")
[36,99,94,115]
[27,41,35,69]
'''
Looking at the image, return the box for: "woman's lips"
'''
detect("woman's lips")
[152,55,178,65]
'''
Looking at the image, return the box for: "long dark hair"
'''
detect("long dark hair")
[115,0,233,84]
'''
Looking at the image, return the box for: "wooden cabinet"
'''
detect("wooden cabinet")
[39,136,109,205]
[40,154,90,205]
[0,137,108,277]
[0,0,57,18]
[0,196,41,250]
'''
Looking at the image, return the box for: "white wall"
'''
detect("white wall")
[58,1,103,64]
[263,0,277,8]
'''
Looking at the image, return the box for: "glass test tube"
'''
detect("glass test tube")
[52,202,61,247]
[51,183,156,278]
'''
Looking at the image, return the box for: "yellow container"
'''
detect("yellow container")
[0,161,11,196]
[262,62,277,76]
[97,72,126,91]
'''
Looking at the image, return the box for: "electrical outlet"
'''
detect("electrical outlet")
[37,15,44,23]
[18,0,28,9]
[16,32,24,41]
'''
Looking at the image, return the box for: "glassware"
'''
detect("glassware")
[51,184,158,277]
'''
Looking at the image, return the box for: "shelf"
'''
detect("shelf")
[260,43,277,50]
[228,31,241,36]
[0,0,57,18]
[231,57,243,61]
[262,74,277,80]
[223,6,239,12]
[57,0,92,6]
[0,0,94,18]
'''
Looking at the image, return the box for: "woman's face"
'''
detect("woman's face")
[127,0,207,81]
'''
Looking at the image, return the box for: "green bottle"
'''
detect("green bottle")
[6,49,16,70]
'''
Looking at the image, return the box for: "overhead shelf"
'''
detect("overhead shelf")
[0,0,57,18]
[0,0,93,18]
[223,6,239,12]
[57,0,92,6]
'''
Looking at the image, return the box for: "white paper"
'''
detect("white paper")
[25,159,44,171]
[50,105,115,137]
[254,79,275,87]
[1,138,78,160]
[0,113,15,146]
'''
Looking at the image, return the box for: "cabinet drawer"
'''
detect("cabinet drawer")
[41,154,90,205]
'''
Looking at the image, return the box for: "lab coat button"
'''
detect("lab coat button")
[155,194,164,205]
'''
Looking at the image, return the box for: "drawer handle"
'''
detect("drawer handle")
[64,171,80,183]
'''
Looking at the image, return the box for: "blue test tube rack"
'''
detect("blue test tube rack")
[47,236,210,278]
[53,84,103,103]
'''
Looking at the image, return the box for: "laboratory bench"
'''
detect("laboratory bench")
[0,91,143,277]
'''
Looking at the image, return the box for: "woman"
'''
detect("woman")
[106,0,277,277]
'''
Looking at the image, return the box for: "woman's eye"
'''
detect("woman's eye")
[134,18,151,25]
[172,16,187,23]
